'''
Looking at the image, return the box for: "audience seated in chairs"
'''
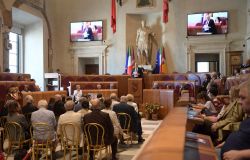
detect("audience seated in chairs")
[220,80,250,160]
[113,96,144,143]
[97,93,105,110]
[57,100,82,159]
[31,99,57,157]
[82,98,117,160]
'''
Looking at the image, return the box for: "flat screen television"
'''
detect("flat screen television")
[70,20,103,42]
[187,11,228,36]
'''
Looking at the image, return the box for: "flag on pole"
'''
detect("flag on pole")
[125,46,135,75]
[111,0,116,33]
[163,0,169,23]
[153,47,168,74]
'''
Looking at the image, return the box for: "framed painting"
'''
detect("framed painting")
[136,0,153,8]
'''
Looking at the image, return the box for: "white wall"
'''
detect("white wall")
[24,21,44,90]
[46,0,248,75]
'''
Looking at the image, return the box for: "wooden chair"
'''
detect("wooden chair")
[5,122,31,154]
[83,123,110,160]
[60,123,82,160]
[117,113,133,144]
[30,123,54,160]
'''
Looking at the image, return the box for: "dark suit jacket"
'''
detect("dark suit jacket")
[131,67,144,78]
[22,102,38,114]
[113,102,138,132]
[53,101,66,117]
[82,109,114,145]
[203,19,217,34]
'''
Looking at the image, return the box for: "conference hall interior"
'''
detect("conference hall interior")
[0,0,250,160]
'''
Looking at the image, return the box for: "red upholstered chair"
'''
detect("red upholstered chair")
[77,77,88,81]
[61,76,75,87]
[90,76,103,82]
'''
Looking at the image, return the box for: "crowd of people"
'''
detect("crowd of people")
[0,91,144,160]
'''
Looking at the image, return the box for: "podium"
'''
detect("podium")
[128,78,143,105]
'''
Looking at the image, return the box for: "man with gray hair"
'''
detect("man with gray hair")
[110,93,119,110]
[53,94,66,117]
[22,95,37,114]
[221,80,250,160]
[31,99,57,142]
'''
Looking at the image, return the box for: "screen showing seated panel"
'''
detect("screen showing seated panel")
[70,21,103,42]
[187,11,228,36]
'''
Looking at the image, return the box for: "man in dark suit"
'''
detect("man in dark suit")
[53,94,66,117]
[131,63,144,78]
[82,98,117,160]
[113,96,144,143]
[203,13,217,34]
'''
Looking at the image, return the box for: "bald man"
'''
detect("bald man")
[221,80,250,160]
[82,98,117,160]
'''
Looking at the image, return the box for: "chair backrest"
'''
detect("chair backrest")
[83,123,105,148]
[5,121,24,142]
[61,123,81,146]
[31,122,54,142]
[117,113,131,132]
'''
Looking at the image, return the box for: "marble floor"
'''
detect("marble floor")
[4,118,162,160]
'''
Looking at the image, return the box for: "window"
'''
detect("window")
[197,62,209,72]
[8,32,22,73]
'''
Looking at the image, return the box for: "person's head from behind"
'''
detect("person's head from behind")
[141,20,145,27]
[120,96,128,103]
[38,100,48,109]
[54,94,62,102]
[64,100,75,111]
[25,95,34,104]
[152,82,159,89]
[127,94,134,102]
[6,100,19,115]
[104,98,112,109]
[238,80,250,115]
[110,93,118,101]
[234,68,241,75]
[208,86,218,99]
[211,72,217,80]
[81,100,90,110]
[205,74,211,83]
[90,98,100,110]
[197,91,209,104]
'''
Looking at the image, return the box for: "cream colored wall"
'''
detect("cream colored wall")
[48,0,248,75]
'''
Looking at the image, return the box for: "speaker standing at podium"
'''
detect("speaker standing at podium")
[131,63,144,78]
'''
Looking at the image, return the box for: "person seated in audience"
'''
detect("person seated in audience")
[31,100,57,158]
[48,97,56,111]
[6,87,22,102]
[110,93,119,110]
[96,84,102,89]
[22,95,37,115]
[97,93,105,110]
[233,68,241,77]
[102,99,123,140]
[193,91,217,115]
[201,74,212,92]
[57,100,82,145]
[82,98,117,160]
[113,96,144,143]
[53,94,66,117]
[6,100,30,142]
[110,83,115,89]
[221,80,250,160]
[74,97,88,112]
[77,99,91,117]
[126,94,138,112]
[73,85,83,102]
[21,85,31,93]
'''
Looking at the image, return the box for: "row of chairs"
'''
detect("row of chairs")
[2,112,133,160]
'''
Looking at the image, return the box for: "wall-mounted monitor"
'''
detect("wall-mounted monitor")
[70,20,103,42]
[187,11,228,36]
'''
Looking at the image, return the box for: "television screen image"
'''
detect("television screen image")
[70,21,103,42]
[187,11,228,36]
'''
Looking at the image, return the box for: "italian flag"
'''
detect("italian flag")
[125,46,135,75]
